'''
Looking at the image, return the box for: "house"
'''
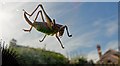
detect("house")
[96,45,120,64]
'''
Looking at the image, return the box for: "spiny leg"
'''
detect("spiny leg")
[33,10,45,22]
[56,34,64,49]
[23,4,41,17]
[51,19,56,30]
[53,19,56,26]
[23,4,53,29]
[23,5,45,32]
[39,4,53,29]
[23,10,33,32]
[23,26,32,32]
[39,35,47,42]
[23,8,45,32]
[58,25,72,37]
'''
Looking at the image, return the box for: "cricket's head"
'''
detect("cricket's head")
[52,19,65,37]
[58,26,65,37]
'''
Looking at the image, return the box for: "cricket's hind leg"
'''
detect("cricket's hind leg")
[23,4,41,17]
[23,10,33,32]
[33,10,45,22]
[39,4,53,30]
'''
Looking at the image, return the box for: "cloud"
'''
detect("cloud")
[92,15,118,37]
[0,8,15,42]
[62,29,99,57]
[105,40,118,51]
[105,20,118,36]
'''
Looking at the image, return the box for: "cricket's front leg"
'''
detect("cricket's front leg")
[56,34,64,49]
[64,25,72,37]
[59,25,72,37]
[23,26,32,32]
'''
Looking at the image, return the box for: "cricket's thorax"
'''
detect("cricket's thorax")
[33,22,56,35]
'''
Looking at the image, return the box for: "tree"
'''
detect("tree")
[78,57,88,64]
[9,38,17,47]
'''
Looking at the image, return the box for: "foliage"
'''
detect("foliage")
[8,38,96,65]
[70,56,94,65]
[0,41,19,66]
[118,56,120,65]
[9,38,17,47]
[77,57,88,64]
[10,45,69,65]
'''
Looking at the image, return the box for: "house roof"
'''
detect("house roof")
[99,49,120,63]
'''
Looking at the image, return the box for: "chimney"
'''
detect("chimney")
[97,44,102,59]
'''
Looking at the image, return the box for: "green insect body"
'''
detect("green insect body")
[24,11,59,36]
[23,4,72,49]
[33,22,55,35]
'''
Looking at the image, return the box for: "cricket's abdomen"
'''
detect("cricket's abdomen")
[33,22,54,35]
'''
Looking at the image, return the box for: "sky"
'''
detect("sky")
[0,2,118,62]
